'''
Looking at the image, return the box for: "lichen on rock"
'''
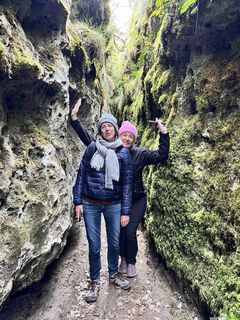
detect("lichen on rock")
[0,0,110,308]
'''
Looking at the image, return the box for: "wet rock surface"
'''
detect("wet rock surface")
[0,223,204,320]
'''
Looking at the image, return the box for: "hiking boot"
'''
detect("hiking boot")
[84,280,100,303]
[127,264,137,278]
[118,257,127,274]
[109,272,131,290]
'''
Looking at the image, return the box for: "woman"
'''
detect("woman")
[73,113,132,303]
[71,98,169,279]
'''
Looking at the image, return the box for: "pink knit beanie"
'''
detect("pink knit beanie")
[118,121,138,140]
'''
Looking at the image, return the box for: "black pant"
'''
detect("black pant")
[119,196,147,264]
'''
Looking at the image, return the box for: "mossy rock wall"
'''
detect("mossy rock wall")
[114,0,240,318]
[0,0,110,307]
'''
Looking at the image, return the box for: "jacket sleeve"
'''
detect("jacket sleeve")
[70,119,95,147]
[73,148,89,205]
[141,132,170,166]
[121,149,133,215]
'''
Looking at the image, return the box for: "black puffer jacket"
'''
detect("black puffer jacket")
[73,142,132,215]
[70,119,169,200]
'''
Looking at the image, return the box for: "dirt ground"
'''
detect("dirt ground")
[0,221,205,320]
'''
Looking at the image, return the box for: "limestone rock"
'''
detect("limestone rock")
[0,0,110,307]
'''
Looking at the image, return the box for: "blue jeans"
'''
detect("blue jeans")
[82,199,121,281]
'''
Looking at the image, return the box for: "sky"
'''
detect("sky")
[109,0,132,35]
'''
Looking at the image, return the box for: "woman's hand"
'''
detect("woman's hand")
[75,205,83,222]
[121,215,130,227]
[156,118,168,134]
[71,98,82,120]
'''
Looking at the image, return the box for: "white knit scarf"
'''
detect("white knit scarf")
[90,138,122,189]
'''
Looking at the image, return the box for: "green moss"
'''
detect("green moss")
[66,19,91,73]
[142,127,160,149]
[145,112,240,317]
[149,68,171,104]
[171,92,178,107]
[158,93,168,105]
[166,104,176,126]
[126,3,146,56]
[150,0,171,18]
[149,68,161,94]
[153,13,169,58]
[190,6,198,15]
[138,40,152,65]
[0,41,7,69]
[157,69,171,90]
[110,0,240,316]
[0,41,6,56]
[130,93,144,120]
[180,0,197,14]
[132,67,143,79]
[66,21,85,52]
[195,95,210,114]
[66,20,81,50]
[78,21,106,58]
[144,63,157,84]
[12,50,42,76]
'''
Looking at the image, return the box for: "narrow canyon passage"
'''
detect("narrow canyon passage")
[0,222,203,320]
[0,0,239,318]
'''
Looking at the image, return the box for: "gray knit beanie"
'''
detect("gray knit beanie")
[98,113,119,133]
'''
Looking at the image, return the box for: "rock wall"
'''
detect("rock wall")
[113,0,240,318]
[0,0,110,307]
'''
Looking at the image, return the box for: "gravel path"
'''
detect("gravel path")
[0,221,204,320]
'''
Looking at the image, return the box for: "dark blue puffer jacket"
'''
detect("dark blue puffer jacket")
[73,142,132,215]
[71,119,170,200]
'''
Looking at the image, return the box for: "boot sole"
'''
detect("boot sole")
[84,297,98,303]
[127,273,137,278]
[120,284,131,290]
[109,279,131,290]
[118,269,127,274]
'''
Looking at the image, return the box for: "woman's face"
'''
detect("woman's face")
[119,132,135,148]
[100,122,116,142]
